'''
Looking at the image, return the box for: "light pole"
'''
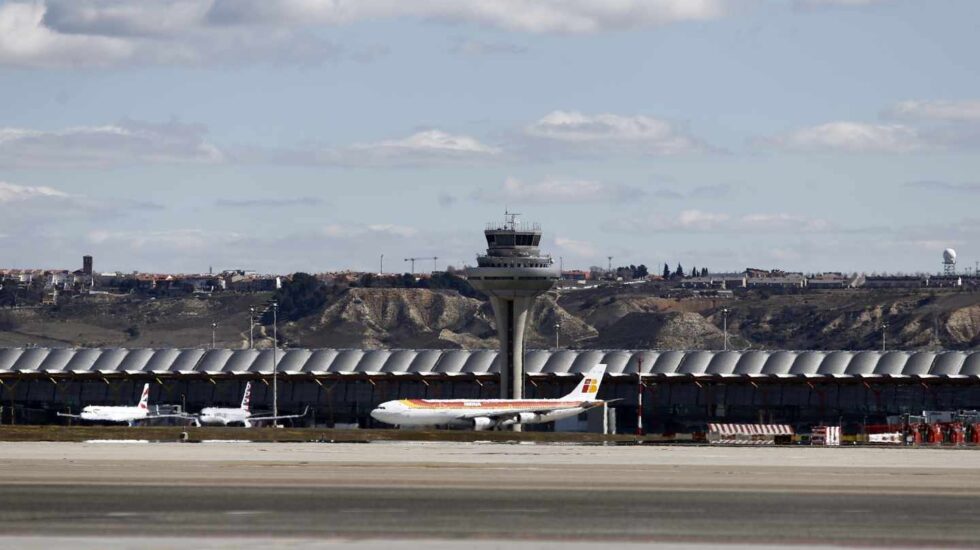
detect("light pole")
[248,307,255,349]
[380,254,384,276]
[637,355,644,437]
[272,301,279,422]
[211,322,217,349]
[882,322,888,352]
[722,308,730,351]
[554,320,561,350]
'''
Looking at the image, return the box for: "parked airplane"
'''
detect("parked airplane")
[192,382,308,427]
[57,383,187,426]
[370,364,612,430]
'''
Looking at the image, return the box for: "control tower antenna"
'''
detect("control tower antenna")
[505,209,522,230]
[466,212,559,431]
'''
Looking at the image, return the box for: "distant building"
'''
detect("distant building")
[561,270,591,281]
[862,276,926,289]
[82,255,93,276]
[746,274,806,288]
[682,273,747,290]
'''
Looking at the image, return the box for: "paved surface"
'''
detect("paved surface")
[2,442,980,548]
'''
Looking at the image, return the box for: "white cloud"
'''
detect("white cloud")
[205,0,728,34]
[886,100,980,122]
[797,0,893,6]
[554,237,598,258]
[322,223,419,239]
[606,210,834,233]
[0,119,223,168]
[255,129,501,167]
[0,181,69,203]
[525,111,704,155]
[764,121,926,153]
[0,2,135,68]
[485,177,640,204]
[86,229,243,252]
[450,38,527,56]
[354,130,500,157]
[0,0,730,68]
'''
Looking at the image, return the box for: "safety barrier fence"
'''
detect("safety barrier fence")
[707,423,794,445]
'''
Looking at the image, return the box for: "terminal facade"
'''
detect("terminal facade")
[2,347,980,433]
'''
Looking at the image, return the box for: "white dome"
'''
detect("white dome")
[943,248,957,263]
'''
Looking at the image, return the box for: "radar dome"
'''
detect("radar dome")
[943,248,957,263]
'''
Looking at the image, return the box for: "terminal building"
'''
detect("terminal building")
[2,347,980,433]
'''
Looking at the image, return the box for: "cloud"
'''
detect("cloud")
[0,181,69,203]
[215,197,325,208]
[554,237,598,258]
[885,100,980,123]
[525,111,706,155]
[0,0,342,68]
[652,183,735,199]
[605,210,835,233]
[0,0,730,68]
[905,180,980,194]
[762,121,926,153]
[252,129,501,167]
[477,177,642,204]
[450,38,527,56]
[353,129,500,158]
[206,0,728,34]
[796,0,893,6]
[86,228,244,253]
[0,119,223,168]
[0,2,135,68]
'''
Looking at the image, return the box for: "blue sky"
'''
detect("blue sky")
[1,0,979,275]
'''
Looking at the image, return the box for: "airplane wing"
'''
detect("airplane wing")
[56,412,82,419]
[248,406,310,421]
[453,400,616,421]
[145,413,197,420]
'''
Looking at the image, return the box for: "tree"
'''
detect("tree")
[267,272,328,323]
[636,264,649,278]
[663,263,670,279]
[675,264,685,278]
[702,267,708,277]
[691,266,698,278]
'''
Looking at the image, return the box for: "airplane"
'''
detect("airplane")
[192,381,309,427]
[57,383,188,427]
[370,364,613,430]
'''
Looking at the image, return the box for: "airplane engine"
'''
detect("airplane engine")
[470,417,495,431]
[498,412,541,427]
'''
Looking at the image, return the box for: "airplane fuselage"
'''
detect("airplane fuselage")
[370,399,598,429]
[79,406,149,424]
[197,407,251,426]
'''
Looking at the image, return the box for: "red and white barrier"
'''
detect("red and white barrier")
[811,426,841,446]
[868,432,903,444]
[707,423,794,445]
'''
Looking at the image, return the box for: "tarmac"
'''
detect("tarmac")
[2,441,980,548]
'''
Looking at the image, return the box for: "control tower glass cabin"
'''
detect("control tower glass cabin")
[465,214,560,401]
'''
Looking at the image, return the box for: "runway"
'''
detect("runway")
[2,442,980,548]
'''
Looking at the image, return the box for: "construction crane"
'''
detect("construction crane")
[404,256,438,275]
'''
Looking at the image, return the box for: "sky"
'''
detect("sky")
[1,0,979,276]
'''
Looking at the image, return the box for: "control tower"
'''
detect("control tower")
[466,212,560,406]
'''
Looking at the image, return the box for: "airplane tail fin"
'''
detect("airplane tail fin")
[240,381,252,411]
[562,364,607,401]
[138,383,150,410]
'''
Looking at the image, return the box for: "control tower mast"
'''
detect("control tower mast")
[466,212,560,415]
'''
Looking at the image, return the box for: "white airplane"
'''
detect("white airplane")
[371,364,612,430]
[193,382,309,427]
[57,383,187,426]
